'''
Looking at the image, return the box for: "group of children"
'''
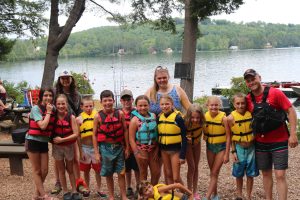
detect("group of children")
[27,87,258,200]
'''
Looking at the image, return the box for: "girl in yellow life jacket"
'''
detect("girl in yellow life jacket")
[203,96,231,200]
[227,93,258,200]
[138,180,193,200]
[184,103,205,200]
[158,95,187,184]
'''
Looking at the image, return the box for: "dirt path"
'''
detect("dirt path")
[0,130,299,200]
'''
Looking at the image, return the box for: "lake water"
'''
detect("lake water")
[1,48,300,99]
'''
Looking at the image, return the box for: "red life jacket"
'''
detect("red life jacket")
[97,109,124,143]
[53,113,76,146]
[122,108,135,129]
[28,105,55,137]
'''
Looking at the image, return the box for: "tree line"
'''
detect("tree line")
[5,19,300,61]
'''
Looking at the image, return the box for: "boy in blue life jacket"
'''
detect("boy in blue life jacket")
[227,93,259,200]
[93,90,130,200]
[120,89,140,198]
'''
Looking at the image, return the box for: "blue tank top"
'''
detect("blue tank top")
[149,86,182,115]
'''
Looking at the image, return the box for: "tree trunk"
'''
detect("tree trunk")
[181,0,198,102]
[41,0,86,88]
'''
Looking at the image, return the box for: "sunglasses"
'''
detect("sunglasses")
[155,66,168,71]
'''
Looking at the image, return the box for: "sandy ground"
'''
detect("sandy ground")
[0,129,299,200]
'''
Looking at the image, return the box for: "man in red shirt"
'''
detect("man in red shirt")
[244,69,298,200]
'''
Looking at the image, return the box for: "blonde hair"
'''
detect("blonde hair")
[150,66,170,102]
[159,94,174,105]
[206,96,223,108]
[185,103,205,128]
[232,92,246,103]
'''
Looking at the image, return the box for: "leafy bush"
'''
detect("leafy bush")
[3,80,30,103]
[71,72,95,95]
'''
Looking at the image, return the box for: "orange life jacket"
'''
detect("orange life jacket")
[28,105,55,137]
[97,109,124,143]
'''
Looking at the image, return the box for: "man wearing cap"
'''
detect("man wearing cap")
[243,69,298,200]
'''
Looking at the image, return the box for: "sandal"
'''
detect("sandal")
[76,178,90,197]
[51,182,62,195]
[97,191,108,198]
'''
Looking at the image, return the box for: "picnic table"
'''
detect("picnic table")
[0,141,28,176]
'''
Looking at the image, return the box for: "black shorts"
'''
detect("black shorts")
[125,153,139,172]
[25,139,49,153]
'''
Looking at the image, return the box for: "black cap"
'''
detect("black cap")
[243,69,257,79]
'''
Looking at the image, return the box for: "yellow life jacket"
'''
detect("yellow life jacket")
[79,110,97,139]
[158,111,182,145]
[204,111,226,144]
[231,110,254,142]
[186,125,202,145]
[149,184,181,200]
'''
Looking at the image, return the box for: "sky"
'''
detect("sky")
[70,0,300,32]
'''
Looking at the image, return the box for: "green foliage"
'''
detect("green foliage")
[71,72,95,95]
[3,80,30,103]
[193,96,208,112]
[221,77,249,107]
[0,38,15,59]
[0,0,47,37]
[5,20,300,61]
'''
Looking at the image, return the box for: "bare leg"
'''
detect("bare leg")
[261,169,273,200]
[149,151,162,185]
[27,152,47,197]
[161,151,173,184]
[170,152,182,184]
[83,170,90,189]
[236,177,243,198]
[56,159,68,193]
[106,176,114,200]
[118,173,127,200]
[66,159,76,193]
[205,150,224,199]
[246,176,253,200]
[186,145,195,191]
[275,169,287,200]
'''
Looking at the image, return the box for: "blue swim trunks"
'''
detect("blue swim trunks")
[99,143,125,176]
[232,143,259,178]
[206,142,226,154]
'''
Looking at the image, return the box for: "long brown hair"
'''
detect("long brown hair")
[184,103,205,128]
[55,76,79,101]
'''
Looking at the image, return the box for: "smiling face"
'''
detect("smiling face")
[245,74,262,93]
[159,97,173,114]
[207,98,221,117]
[59,76,72,88]
[120,95,133,110]
[56,96,68,114]
[191,111,201,125]
[142,184,154,198]
[233,96,246,115]
[101,96,114,112]
[41,91,53,105]
[136,99,150,116]
[155,70,169,90]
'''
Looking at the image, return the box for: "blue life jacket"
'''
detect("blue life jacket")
[131,110,158,145]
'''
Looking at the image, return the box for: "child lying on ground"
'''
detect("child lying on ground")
[138,180,193,200]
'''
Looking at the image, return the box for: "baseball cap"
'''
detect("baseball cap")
[120,89,133,98]
[243,69,257,79]
[59,70,72,77]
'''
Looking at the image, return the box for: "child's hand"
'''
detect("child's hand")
[53,136,63,144]
[231,152,239,163]
[223,154,229,164]
[95,152,101,163]
[46,103,53,113]
[125,147,130,159]
[80,153,86,161]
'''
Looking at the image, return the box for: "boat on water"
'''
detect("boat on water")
[212,81,300,98]
[291,86,300,96]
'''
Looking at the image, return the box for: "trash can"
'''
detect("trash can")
[12,127,28,144]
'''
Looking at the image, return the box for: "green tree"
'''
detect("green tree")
[0,0,47,58]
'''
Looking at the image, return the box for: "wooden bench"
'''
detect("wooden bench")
[0,141,28,176]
